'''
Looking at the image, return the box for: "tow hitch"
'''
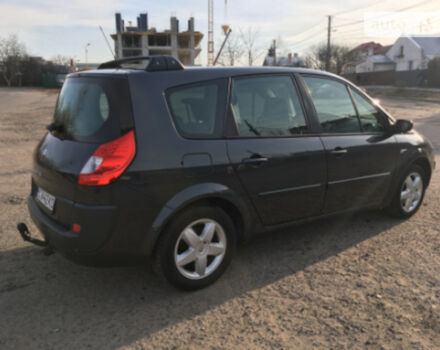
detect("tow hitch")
[17,223,54,255]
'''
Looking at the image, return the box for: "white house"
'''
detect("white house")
[386,36,440,71]
[352,36,440,74]
[355,55,395,73]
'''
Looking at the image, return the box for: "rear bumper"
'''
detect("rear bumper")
[27,195,142,266]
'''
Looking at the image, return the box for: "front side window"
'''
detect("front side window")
[230,75,307,137]
[167,79,227,138]
[302,76,361,134]
[350,88,386,133]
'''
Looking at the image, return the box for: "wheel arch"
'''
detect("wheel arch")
[412,157,432,186]
[382,155,433,208]
[142,183,254,256]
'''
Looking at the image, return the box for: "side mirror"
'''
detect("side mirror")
[394,119,413,133]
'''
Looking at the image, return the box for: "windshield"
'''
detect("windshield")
[52,76,133,143]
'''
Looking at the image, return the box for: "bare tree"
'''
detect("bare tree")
[51,55,72,66]
[216,32,245,66]
[239,27,264,66]
[304,44,327,71]
[305,43,355,74]
[0,34,27,87]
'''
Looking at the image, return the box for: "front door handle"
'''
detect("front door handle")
[329,147,348,157]
[242,155,268,167]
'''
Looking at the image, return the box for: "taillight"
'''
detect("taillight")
[78,130,136,186]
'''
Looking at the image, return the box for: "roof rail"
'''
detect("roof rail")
[98,55,184,72]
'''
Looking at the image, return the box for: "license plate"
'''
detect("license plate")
[36,188,56,212]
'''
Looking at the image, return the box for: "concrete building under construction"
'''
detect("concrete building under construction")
[111,12,203,66]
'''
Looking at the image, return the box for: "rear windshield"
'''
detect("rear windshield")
[52,76,133,143]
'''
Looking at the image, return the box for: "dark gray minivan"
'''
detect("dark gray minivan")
[18,56,435,290]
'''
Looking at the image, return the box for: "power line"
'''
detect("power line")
[289,26,327,46]
[331,0,385,17]
[334,27,366,36]
[282,0,389,50]
[283,18,326,42]
[333,1,440,40]
[284,1,383,45]
[288,0,386,44]
[333,0,436,29]
[334,34,380,41]
[293,40,325,52]
[287,0,422,53]
[265,18,327,55]
[280,0,437,55]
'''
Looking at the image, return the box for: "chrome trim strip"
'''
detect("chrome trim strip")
[259,183,322,196]
[328,172,391,185]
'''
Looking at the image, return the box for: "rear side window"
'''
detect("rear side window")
[166,79,227,139]
[53,76,133,143]
[302,76,361,134]
[230,75,307,137]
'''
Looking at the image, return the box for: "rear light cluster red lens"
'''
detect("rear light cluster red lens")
[72,223,81,233]
[78,130,136,186]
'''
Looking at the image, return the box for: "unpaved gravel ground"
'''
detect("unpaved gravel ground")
[0,87,439,350]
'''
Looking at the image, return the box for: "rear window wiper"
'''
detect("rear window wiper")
[46,122,66,140]
[46,122,63,133]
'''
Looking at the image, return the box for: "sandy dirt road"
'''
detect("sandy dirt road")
[0,88,439,349]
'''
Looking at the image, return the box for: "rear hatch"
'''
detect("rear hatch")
[32,73,134,227]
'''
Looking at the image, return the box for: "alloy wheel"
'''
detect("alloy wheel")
[400,172,423,213]
[174,219,227,280]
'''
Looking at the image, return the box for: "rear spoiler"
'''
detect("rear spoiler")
[98,55,184,72]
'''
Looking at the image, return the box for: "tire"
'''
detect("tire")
[154,205,236,290]
[387,164,426,218]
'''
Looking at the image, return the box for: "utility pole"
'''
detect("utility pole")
[326,15,332,72]
[272,39,277,65]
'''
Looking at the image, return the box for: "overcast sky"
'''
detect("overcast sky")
[0,0,438,65]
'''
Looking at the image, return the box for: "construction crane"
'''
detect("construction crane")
[221,0,230,35]
[208,0,214,66]
[208,0,230,66]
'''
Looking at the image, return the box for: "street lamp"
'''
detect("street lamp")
[85,43,91,65]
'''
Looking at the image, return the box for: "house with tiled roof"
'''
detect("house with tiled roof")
[342,42,392,73]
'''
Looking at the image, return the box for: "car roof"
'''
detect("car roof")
[77,66,337,80]
[73,65,352,93]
